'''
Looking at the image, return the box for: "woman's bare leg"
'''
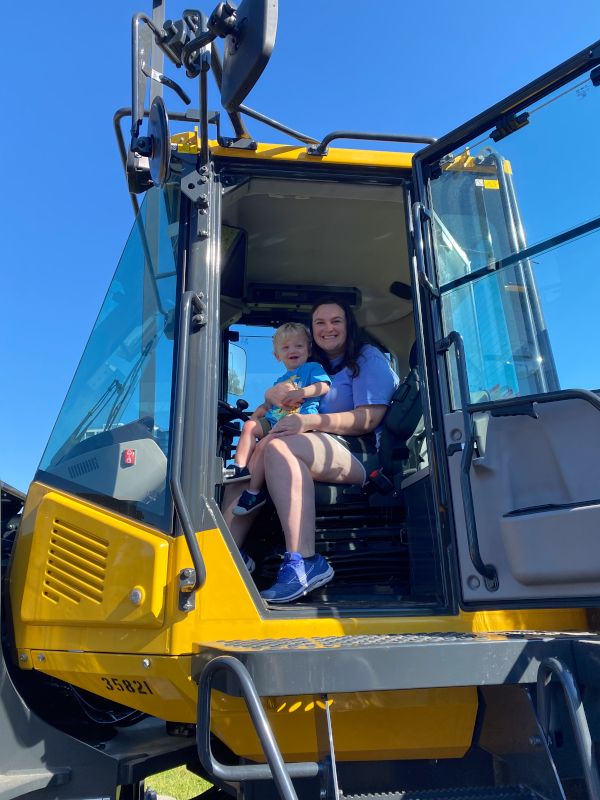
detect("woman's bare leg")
[263,433,365,557]
[247,444,266,492]
[222,481,252,546]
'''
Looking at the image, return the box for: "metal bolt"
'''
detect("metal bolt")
[142,658,152,669]
[129,587,143,605]
[37,654,46,662]
[467,575,481,590]
[19,653,28,662]
[181,568,192,579]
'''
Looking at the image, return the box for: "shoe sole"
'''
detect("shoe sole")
[223,475,250,484]
[233,500,266,516]
[262,566,334,604]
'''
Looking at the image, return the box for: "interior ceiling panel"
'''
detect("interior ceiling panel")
[221,176,414,356]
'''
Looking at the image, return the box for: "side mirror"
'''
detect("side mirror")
[228,343,247,396]
[221,0,278,111]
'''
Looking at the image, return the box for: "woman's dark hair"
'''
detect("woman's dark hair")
[310,297,365,376]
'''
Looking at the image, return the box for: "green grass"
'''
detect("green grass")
[147,766,212,800]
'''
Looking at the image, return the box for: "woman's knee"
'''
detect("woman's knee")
[262,435,304,466]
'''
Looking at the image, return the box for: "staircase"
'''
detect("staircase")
[193,631,600,800]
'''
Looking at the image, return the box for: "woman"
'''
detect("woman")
[224,299,399,603]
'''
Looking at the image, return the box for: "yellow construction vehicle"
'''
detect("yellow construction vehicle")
[4,2,600,799]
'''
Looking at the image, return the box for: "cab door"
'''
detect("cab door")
[412,41,600,607]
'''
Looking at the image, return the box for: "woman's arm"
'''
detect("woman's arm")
[270,404,387,437]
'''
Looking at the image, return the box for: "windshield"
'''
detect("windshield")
[38,186,180,529]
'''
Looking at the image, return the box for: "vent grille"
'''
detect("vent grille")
[67,456,100,480]
[43,519,109,605]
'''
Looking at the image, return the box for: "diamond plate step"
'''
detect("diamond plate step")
[193,631,598,696]
[342,786,539,800]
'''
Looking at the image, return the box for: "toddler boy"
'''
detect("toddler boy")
[225,322,330,515]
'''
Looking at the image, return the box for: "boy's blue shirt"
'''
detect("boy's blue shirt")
[265,361,330,425]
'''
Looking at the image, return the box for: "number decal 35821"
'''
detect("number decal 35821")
[100,677,153,695]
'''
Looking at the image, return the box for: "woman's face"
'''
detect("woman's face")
[312,303,347,359]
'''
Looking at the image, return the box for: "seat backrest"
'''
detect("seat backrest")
[379,344,422,477]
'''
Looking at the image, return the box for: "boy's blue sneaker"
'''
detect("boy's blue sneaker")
[260,552,334,603]
[224,464,250,483]
[233,489,267,516]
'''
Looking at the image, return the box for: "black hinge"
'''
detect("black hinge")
[490,112,530,143]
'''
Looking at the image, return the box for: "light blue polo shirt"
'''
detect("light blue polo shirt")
[319,345,399,417]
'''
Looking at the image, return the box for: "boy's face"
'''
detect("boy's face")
[274,334,310,371]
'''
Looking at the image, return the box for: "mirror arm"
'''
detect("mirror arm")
[210,43,250,139]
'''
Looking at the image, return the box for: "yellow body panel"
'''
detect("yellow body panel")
[211,688,477,762]
[19,490,169,627]
[11,483,588,760]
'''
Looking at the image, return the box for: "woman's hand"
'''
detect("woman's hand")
[270,413,316,436]
[281,388,305,408]
[265,383,294,408]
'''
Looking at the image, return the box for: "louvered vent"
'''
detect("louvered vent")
[67,456,100,480]
[44,519,109,604]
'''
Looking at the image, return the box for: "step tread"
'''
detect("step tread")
[193,632,595,695]
[197,630,590,652]
[343,786,538,800]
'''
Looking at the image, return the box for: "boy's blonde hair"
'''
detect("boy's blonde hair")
[273,322,311,350]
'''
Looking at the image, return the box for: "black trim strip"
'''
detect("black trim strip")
[506,497,600,518]
[414,41,600,172]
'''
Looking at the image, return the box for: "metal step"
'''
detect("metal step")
[193,630,597,696]
[342,787,539,800]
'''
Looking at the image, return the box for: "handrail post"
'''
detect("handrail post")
[197,656,320,798]
[437,330,498,590]
[537,658,600,800]
[170,291,207,606]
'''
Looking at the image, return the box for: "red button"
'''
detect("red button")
[122,448,136,466]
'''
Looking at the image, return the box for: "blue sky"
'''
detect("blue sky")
[3,1,600,491]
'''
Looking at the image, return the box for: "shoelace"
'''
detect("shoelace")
[278,554,300,582]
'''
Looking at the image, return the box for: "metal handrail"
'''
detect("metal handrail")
[197,656,319,798]
[170,291,207,593]
[439,331,498,590]
[308,130,436,156]
[537,658,600,800]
